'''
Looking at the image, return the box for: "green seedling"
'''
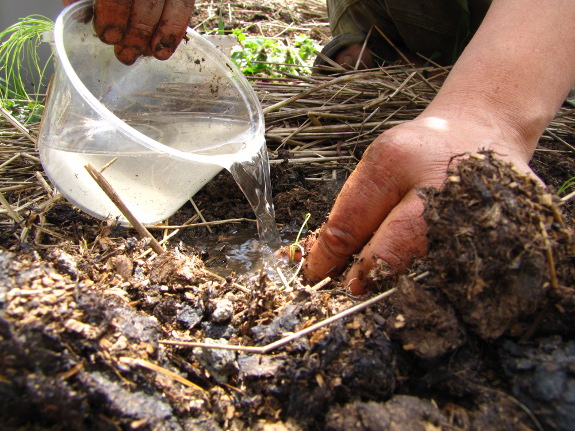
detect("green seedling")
[289,212,311,262]
[0,15,54,122]
[558,176,575,195]
[217,0,226,35]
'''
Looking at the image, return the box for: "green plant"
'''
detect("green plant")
[0,15,54,122]
[289,212,311,262]
[216,0,226,35]
[558,176,575,195]
[230,30,319,76]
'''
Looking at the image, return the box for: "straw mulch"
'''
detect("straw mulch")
[2,63,574,239]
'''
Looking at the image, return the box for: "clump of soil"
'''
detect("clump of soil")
[423,152,574,340]
[382,152,574,359]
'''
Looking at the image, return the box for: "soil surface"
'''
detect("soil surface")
[1,1,575,430]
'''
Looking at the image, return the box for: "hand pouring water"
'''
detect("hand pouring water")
[39,0,280,248]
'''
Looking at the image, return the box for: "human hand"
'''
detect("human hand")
[61,0,195,65]
[303,113,537,295]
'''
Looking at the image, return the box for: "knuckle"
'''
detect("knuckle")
[320,222,361,258]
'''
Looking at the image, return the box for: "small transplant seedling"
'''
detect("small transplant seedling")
[0,15,54,122]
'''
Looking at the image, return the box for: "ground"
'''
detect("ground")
[1,1,575,430]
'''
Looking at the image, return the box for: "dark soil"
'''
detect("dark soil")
[1,1,575,430]
[2,147,574,430]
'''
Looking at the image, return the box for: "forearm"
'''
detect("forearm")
[425,0,575,159]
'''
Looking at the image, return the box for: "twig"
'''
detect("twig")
[268,156,355,165]
[136,214,200,259]
[546,128,575,152]
[372,24,438,93]
[363,71,417,110]
[145,218,256,230]
[539,220,558,290]
[190,198,213,234]
[84,163,165,255]
[354,26,373,71]
[100,157,118,173]
[263,70,392,115]
[119,357,206,393]
[0,190,23,223]
[159,288,396,354]
[34,171,53,195]
[275,266,291,290]
[311,276,331,291]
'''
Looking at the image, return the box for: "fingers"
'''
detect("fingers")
[151,0,195,60]
[112,0,166,65]
[93,0,133,45]
[91,0,194,65]
[303,141,408,282]
[344,190,428,295]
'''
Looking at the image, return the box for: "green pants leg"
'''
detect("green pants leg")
[324,0,492,65]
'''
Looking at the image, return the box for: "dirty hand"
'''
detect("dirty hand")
[61,0,195,65]
[303,0,575,295]
[303,113,536,296]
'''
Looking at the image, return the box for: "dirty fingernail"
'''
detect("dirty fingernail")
[114,45,141,65]
[154,39,177,60]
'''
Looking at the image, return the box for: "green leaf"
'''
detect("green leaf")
[217,0,225,35]
[558,177,575,195]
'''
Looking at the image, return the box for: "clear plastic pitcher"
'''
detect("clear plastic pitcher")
[38,0,265,225]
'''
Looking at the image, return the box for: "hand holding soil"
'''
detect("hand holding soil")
[303,116,536,295]
[61,0,195,65]
[305,0,575,294]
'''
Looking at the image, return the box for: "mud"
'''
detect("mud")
[2,151,575,430]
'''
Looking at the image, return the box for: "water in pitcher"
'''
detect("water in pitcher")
[42,117,247,224]
[41,115,281,249]
[41,148,222,225]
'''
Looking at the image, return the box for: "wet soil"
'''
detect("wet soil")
[2,147,574,430]
[1,1,575,430]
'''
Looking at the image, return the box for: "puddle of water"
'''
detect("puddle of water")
[192,227,301,280]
